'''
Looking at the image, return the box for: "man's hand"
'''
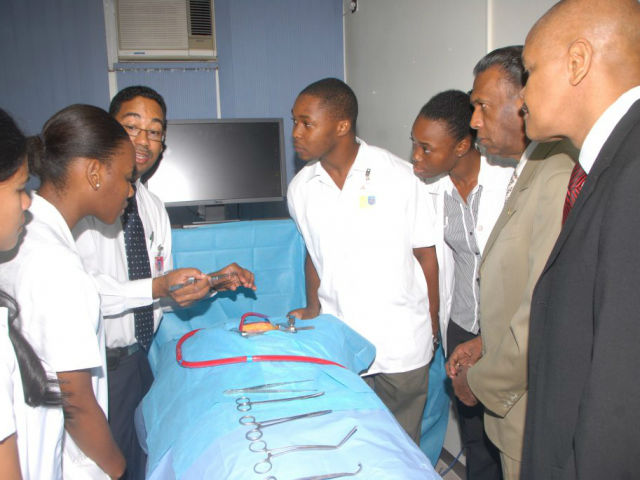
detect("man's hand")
[446,336,483,378]
[451,365,479,407]
[287,305,320,320]
[209,263,256,292]
[153,268,209,307]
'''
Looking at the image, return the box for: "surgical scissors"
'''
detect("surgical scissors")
[236,391,324,412]
[250,426,358,474]
[240,410,332,441]
[225,379,314,395]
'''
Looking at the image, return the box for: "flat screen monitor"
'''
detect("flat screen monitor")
[147,118,287,206]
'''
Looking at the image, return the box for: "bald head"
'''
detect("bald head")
[522,0,640,147]
[530,0,640,60]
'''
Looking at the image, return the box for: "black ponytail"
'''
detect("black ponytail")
[2,290,61,407]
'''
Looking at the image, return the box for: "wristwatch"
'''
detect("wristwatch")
[432,332,441,350]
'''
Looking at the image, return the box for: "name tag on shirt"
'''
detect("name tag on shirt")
[359,194,376,208]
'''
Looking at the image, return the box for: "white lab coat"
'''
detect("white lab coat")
[427,156,513,353]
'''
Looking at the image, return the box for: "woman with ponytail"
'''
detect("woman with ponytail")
[0,108,62,479]
[0,105,135,479]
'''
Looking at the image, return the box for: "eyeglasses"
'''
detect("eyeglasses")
[122,124,164,142]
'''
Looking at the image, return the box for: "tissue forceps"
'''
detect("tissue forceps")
[240,409,332,441]
[224,379,314,395]
[236,391,324,412]
[250,426,358,474]
[293,463,363,480]
[261,463,362,480]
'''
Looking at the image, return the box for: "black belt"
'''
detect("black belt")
[106,343,143,370]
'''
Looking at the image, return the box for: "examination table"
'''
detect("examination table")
[139,219,448,479]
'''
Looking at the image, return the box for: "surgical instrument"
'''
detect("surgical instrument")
[169,272,235,292]
[224,379,315,395]
[235,312,314,337]
[236,391,324,412]
[240,409,332,441]
[250,426,358,474]
[240,410,330,440]
[261,464,363,480]
[292,463,363,480]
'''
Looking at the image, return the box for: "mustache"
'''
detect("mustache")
[135,146,152,157]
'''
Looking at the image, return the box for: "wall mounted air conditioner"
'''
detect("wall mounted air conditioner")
[116,0,216,61]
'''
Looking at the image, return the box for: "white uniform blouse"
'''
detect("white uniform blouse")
[0,194,109,479]
[73,180,173,348]
[288,139,437,374]
[427,155,514,352]
[0,306,65,479]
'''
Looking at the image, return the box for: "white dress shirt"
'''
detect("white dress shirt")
[580,85,640,173]
[428,155,514,352]
[0,194,108,479]
[288,138,437,374]
[73,180,173,348]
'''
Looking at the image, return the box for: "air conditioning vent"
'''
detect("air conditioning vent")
[116,0,216,61]
[189,0,213,36]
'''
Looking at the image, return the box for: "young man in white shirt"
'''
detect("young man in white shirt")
[73,86,255,479]
[287,77,439,443]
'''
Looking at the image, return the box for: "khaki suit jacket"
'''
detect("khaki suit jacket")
[466,140,576,460]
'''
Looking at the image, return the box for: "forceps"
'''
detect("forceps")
[169,272,235,292]
[236,391,324,412]
[225,379,314,395]
[262,464,363,480]
[250,426,358,474]
[293,463,363,480]
[239,409,331,441]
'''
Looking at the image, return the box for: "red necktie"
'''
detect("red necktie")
[562,163,587,225]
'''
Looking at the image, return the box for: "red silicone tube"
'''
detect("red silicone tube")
[175,327,345,369]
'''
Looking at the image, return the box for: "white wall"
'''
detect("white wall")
[344,0,486,160]
[344,0,557,160]
[343,0,558,464]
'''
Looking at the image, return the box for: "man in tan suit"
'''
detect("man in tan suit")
[446,46,577,479]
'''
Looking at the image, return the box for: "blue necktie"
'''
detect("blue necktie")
[122,192,154,350]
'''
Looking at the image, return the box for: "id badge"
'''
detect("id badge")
[154,245,164,276]
[359,168,376,208]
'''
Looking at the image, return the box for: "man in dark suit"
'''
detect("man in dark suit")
[521,0,640,478]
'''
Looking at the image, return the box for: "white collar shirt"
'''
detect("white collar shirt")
[73,180,173,348]
[518,141,537,176]
[288,138,437,374]
[0,194,108,478]
[427,155,513,351]
[579,85,640,174]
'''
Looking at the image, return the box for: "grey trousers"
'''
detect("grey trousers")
[363,364,429,443]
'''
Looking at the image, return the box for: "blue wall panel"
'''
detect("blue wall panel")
[216,0,344,181]
[115,62,219,120]
[0,0,343,196]
[0,0,110,134]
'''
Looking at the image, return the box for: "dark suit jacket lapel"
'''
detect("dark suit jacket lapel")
[541,100,640,274]
[481,143,549,264]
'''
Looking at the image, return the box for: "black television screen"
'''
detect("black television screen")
[147,118,287,206]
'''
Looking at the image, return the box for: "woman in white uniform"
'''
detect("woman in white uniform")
[0,104,136,479]
[0,109,64,479]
